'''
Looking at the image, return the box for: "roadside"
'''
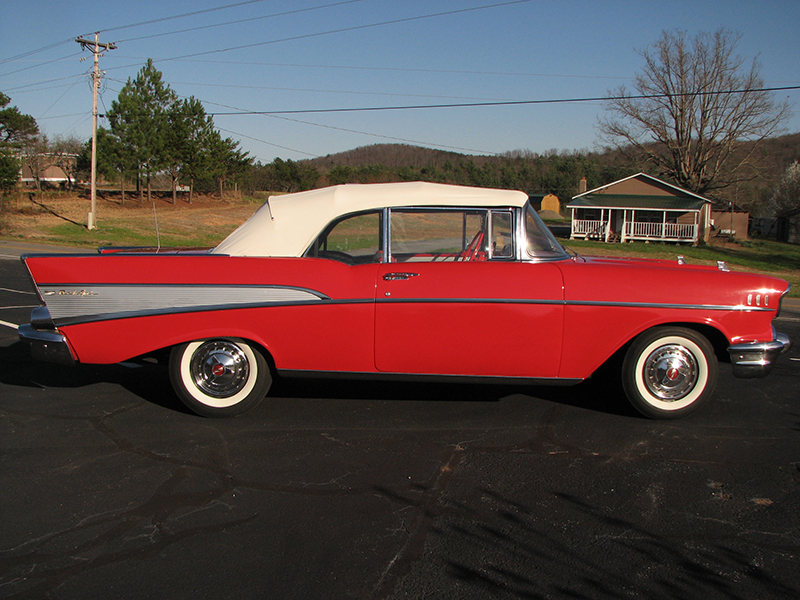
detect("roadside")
[0,239,89,259]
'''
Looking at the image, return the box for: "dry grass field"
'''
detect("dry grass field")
[0,190,262,249]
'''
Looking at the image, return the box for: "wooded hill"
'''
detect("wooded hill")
[243,132,800,214]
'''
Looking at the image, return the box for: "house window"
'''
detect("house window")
[634,210,662,223]
[576,208,602,221]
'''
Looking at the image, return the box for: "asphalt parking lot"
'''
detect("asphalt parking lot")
[1,242,799,599]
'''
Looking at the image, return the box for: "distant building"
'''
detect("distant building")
[709,201,750,241]
[540,193,561,215]
[568,173,712,245]
[19,154,77,187]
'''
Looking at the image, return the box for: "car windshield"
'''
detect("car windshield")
[525,201,569,260]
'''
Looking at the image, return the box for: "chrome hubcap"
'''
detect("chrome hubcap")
[643,344,698,401]
[190,340,250,398]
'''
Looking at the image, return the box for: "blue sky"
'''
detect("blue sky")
[2,0,799,164]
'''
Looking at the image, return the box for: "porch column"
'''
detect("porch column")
[570,207,575,239]
[621,209,627,243]
[694,210,700,246]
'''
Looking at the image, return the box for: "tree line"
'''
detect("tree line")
[241,146,634,200]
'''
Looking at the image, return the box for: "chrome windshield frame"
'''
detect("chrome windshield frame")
[520,201,570,262]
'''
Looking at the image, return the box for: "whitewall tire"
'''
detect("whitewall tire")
[169,338,271,417]
[622,327,717,419]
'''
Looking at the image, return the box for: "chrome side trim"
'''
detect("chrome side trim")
[278,368,583,387]
[728,331,792,378]
[376,297,773,312]
[566,299,772,312]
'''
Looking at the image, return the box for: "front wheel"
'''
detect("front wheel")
[622,327,717,419]
[169,338,272,417]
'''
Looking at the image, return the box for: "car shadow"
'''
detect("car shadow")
[0,339,636,419]
[0,340,191,415]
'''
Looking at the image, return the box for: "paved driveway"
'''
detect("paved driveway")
[1,247,798,599]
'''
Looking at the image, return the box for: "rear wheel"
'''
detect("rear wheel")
[622,327,717,419]
[169,338,271,417]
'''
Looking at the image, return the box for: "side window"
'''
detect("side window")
[305,211,382,264]
[490,211,513,259]
[389,209,487,262]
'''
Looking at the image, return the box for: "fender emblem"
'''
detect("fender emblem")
[44,289,98,297]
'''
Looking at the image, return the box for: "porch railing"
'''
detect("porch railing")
[571,219,606,236]
[571,219,698,242]
[624,222,696,241]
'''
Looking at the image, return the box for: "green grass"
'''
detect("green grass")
[42,221,230,249]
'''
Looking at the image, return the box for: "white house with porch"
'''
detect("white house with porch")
[568,173,712,245]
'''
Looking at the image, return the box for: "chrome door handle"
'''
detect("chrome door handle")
[383,272,419,281]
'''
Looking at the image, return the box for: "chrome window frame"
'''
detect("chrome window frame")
[385,206,490,263]
[303,209,384,262]
[488,209,515,260]
[521,202,570,262]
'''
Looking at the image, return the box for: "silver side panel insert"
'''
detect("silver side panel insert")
[37,284,327,324]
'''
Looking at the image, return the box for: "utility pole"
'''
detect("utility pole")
[76,33,115,230]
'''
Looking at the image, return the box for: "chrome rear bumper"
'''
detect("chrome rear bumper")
[728,331,792,378]
[18,306,76,366]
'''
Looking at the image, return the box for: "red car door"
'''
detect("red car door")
[374,260,564,378]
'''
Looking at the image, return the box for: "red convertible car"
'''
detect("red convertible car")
[19,182,792,418]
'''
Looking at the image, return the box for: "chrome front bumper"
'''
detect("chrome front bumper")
[728,331,792,378]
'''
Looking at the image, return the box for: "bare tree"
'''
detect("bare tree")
[51,135,83,188]
[19,134,50,195]
[599,29,791,195]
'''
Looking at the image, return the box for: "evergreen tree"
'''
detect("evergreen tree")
[0,92,38,196]
[206,131,252,199]
[106,59,177,202]
[168,97,215,204]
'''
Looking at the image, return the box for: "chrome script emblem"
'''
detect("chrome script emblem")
[43,289,98,297]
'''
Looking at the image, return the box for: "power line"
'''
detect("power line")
[1,0,538,95]
[151,0,535,65]
[114,0,370,44]
[95,0,273,35]
[165,80,530,103]
[203,85,800,116]
[0,41,76,66]
[0,0,367,78]
[216,127,318,158]
[0,52,83,79]
[1,74,87,94]
[0,0,280,63]
[168,58,633,81]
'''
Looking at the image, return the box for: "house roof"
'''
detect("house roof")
[212,181,528,257]
[567,194,707,211]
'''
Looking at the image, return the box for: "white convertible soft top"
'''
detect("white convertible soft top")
[212,181,529,257]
